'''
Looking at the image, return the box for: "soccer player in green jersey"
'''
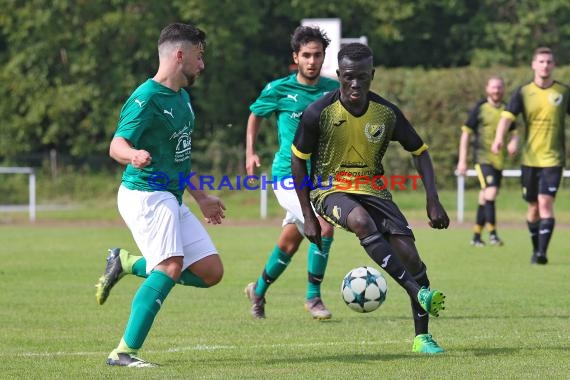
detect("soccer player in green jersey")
[244,26,339,319]
[493,47,570,265]
[95,23,226,367]
[292,43,448,354]
[457,76,518,247]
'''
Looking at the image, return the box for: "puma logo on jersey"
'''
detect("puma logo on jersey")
[290,112,303,119]
[164,108,174,118]
[134,99,145,108]
[333,119,347,126]
[286,94,299,102]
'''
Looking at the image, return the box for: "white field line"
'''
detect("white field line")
[1,340,406,358]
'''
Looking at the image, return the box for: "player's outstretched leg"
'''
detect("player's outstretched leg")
[95,248,134,305]
[412,333,444,354]
[417,287,446,317]
[244,282,266,319]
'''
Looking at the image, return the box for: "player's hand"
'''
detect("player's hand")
[491,140,502,155]
[131,149,152,169]
[456,161,467,176]
[426,197,450,230]
[197,195,226,225]
[303,213,322,250]
[245,154,261,176]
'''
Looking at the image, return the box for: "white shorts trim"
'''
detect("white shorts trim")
[117,185,218,274]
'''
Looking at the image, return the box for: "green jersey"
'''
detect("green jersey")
[250,73,338,179]
[114,79,195,203]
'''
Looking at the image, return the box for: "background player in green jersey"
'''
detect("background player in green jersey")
[456,76,518,247]
[244,26,339,319]
[95,23,226,367]
[492,47,570,265]
[292,43,448,354]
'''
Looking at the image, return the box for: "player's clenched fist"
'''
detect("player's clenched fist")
[130,149,152,169]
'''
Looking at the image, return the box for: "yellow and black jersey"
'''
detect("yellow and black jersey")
[502,81,570,167]
[292,89,427,203]
[462,99,513,170]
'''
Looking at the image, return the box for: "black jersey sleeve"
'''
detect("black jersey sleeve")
[389,104,425,153]
[505,86,524,116]
[292,98,322,159]
[463,99,485,133]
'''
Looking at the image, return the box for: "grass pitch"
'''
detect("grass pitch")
[1,187,569,379]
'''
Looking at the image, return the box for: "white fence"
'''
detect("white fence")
[456,169,570,223]
[0,167,36,222]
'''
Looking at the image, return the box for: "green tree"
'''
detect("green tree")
[469,0,570,66]
[0,0,177,159]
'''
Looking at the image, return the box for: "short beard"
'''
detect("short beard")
[299,69,319,82]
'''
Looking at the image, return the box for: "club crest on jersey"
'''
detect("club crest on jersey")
[548,92,563,106]
[174,133,191,163]
[364,123,385,143]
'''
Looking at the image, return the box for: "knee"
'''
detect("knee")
[156,258,184,281]
[203,264,224,287]
[278,241,300,255]
[319,220,334,237]
[347,209,375,237]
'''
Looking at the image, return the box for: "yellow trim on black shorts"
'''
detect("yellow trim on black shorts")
[474,163,485,189]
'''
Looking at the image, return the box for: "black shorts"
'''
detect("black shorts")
[475,163,502,189]
[521,165,563,202]
[315,192,414,238]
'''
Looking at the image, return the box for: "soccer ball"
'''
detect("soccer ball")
[341,266,388,313]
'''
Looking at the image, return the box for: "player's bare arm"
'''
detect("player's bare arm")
[412,151,450,229]
[291,154,321,249]
[109,136,152,168]
[245,113,262,176]
[456,130,470,175]
[187,176,226,225]
[507,130,519,156]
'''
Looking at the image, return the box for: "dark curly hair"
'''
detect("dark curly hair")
[290,26,330,53]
